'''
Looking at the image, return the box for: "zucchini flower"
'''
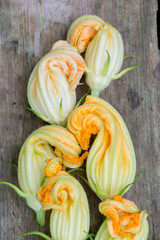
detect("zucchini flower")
[17,160,90,240]
[67,15,139,97]
[67,15,105,53]
[1,125,87,226]
[95,195,149,240]
[27,40,85,125]
[67,95,136,200]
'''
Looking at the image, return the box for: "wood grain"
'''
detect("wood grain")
[0,0,159,239]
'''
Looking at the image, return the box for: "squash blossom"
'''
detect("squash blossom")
[38,162,90,240]
[67,15,139,97]
[1,125,87,226]
[67,15,105,53]
[17,159,90,240]
[27,40,85,125]
[67,95,136,200]
[95,195,149,240]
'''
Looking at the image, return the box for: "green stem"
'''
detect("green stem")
[91,89,100,97]
[68,168,85,174]
[16,231,52,240]
[36,209,46,227]
[0,182,27,198]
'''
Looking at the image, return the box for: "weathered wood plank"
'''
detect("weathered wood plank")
[0,0,159,239]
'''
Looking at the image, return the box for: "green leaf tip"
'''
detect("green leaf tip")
[59,98,63,113]
[117,182,134,196]
[112,66,140,80]
[89,177,103,199]
[87,234,95,240]
[6,162,18,170]
[76,90,91,108]
[25,106,43,119]
[84,231,95,240]
[75,173,91,188]
[117,170,143,196]
[134,170,143,181]
[68,167,85,174]
[102,49,111,76]
[123,55,136,59]
[75,174,103,199]
[16,231,52,240]
[40,176,46,187]
[0,182,27,198]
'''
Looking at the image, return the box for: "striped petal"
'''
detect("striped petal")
[67,15,138,96]
[97,196,148,239]
[95,219,149,240]
[67,15,105,53]
[85,23,123,96]
[18,125,86,224]
[37,170,90,240]
[67,95,136,199]
[27,40,85,125]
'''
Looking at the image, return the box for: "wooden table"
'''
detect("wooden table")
[0,0,159,239]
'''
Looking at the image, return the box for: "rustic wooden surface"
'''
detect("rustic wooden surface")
[0,0,159,239]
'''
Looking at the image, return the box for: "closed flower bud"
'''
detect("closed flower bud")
[37,166,90,240]
[17,160,90,240]
[85,23,124,96]
[27,40,85,125]
[67,96,136,200]
[95,195,149,240]
[67,15,105,53]
[67,15,139,97]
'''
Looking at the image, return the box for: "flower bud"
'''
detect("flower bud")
[27,40,85,125]
[37,165,90,240]
[67,15,105,53]
[95,195,149,239]
[85,23,124,96]
[0,125,87,226]
[67,95,136,200]
[67,15,139,97]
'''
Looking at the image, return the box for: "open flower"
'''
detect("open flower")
[95,195,149,239]
[36,162,90,240]
[27,40,85,125]
[67,95,136,200]
[67,15,139,96]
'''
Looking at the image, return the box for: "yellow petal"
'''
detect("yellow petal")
[98,196,148,239]
[27,40,85,125]
[18,125,84,212]
[37,172,90,240]
[67,95,136,199]
[67,15,105,53]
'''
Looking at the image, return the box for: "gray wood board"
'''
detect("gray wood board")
[0,0,159,239]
